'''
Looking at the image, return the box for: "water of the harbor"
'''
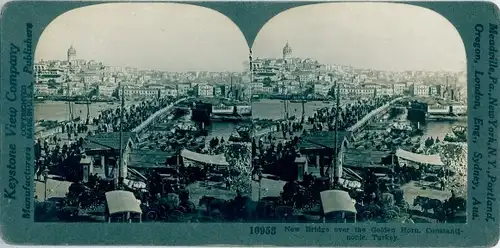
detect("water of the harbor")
[252,99,465,143]
[35,100,465,141]
[420,119,467,141]
[252,99,341,120]
[205,100,336,140]
[35,101,141,122]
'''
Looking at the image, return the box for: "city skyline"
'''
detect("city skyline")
[36,3,466,73]
[252,3,466,72]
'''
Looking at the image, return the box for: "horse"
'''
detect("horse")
[233,196,259,221]
[199,196,229,219]
[199,195,258,221]
[438,197,467,222]
[413,196,442,213]
[446,197,466,212]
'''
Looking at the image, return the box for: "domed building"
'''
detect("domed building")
[67,45,76,63]
[282,41,292,61]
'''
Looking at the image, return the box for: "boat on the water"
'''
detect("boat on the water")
[211,115,252,122]
[34,96,46,103]
[450,125,467,142]
[290,100,306,103]
[236,125,251,141]
[389,122,412,132]
[427,104,467,116]
[212,105,235,115]
[210,103,252,121]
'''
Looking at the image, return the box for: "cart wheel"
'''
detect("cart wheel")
[209,209,223,221]
[362,211,373,221]
[399,202,409,214]
[146,211,159,221]
[385,210,398,220]
[168,210,184,222]
[275,206,293,221]
[177,205,187,213]
[392,206,401,215]
[186,201,196,212]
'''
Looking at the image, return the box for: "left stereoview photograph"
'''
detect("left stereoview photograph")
[33,3,254,223]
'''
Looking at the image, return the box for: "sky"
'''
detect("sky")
[36,2,466,72]
[35,3,249,72]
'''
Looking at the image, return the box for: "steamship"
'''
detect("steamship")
[191,99,252,123]
[407,100,467,122]
[211,104,252,121]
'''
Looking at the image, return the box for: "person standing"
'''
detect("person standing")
[226,177,232,190]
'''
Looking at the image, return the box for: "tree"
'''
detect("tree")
[425,142,467,196]
[224,143,252,195]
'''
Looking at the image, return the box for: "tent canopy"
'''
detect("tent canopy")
[320,190,357,214]
[105,190,142,215]
[181,149,229,166]
[396,148,444,166]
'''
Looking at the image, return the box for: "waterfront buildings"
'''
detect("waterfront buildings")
[176,83,191,96]
[392,83,407,95]
[197,84,215,98]
[313,83,331,97]
[410,83,430,96]
[34,45,465,102]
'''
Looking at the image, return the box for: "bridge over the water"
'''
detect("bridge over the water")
[132,96,407,140]
[346,97,407,136]
[132,97,191,137]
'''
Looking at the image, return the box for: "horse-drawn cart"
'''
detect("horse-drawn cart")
[321,190,357,223]
[358,191,409,222]
[144,191,195,222]
[105,190,143,223]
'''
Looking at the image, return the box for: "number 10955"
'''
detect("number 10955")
[250,226,277,235]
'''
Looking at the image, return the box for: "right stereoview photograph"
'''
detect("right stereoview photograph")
[249,3,468,223]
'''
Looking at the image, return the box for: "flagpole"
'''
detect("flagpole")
[250,49,262,200]
[118,76,124,188]
[332,82,340,188]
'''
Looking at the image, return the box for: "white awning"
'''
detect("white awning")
[320,190,357,214]
[396,148,444,166]
[180,149,229,166]
[105,190,142,215]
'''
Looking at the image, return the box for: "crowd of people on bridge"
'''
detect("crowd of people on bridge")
[92,97,177,133]
[307,95,395,132]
